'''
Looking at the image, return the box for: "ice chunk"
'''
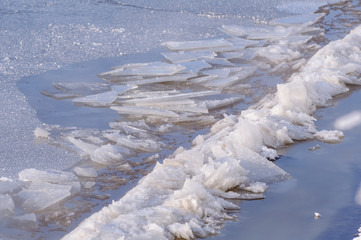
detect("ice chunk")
[7,213,37,229]
[201,68,231,78]
[161,51,217,63]
[206,58,234,67]
[104,133,163,152]
[53,82,110,95]
[314,130,344,143]
[16,182,72,212]
[19,168,77,184]
[237,147,290,183]
[111,105,180,118]
[122,90,181,99]
[0,194,15,216]
[189,75,218,84]
[40,90,80,99]
[241,181,268,193]
[157,103,209,114]
[34,127,50,138]
[83,181,96,189]
[221,51,244,60]
[123,73,197,85]
[109,120,151,133]
[247,25,294,40]
[67,137,130,164]
[90,144,130,165]
[222,25,294,41]
[204,97,244,111]
[73,167,98,178]
[111,85,137,95]
[0,179,23,194]
[99,62,185,76]
[163,38,232,51]
[227,38,261,49]
[334,111,361,130]
[130,99,196,107]
[256,45,302,65]
[122,90,221,104]
[203,76,240,88]
[72,91,118,106]
[221,25,249,37]
[151,114,216,125]
[99,74,143,82]
[179,60,212,73]
[203,67,256,88]
[270,13,325,27]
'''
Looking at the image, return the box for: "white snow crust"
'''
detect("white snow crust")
[62,20,361,240]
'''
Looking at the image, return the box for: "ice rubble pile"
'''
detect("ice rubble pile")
[61,21,361,239]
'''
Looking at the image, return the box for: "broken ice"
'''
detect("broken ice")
[163,38,232,51]
[99,61,185,77]
[72,91,118,106]
[161,51,217,63]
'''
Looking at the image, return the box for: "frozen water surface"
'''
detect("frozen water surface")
[1,0,360,239]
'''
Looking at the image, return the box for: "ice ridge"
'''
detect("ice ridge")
[61,22,361,240]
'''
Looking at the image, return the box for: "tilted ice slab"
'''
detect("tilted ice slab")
[63,23,361,240]
[163,39,232,51]
[72,91,119,106]
[122,73,197,86]
[161,51,217,63]
[99,62,186,77]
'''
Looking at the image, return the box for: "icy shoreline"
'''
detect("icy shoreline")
[62,21,361,240]
[1,0,359,239]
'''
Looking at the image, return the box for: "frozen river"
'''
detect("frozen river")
[1,0,361,239]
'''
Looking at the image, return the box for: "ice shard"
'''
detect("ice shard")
[163,38,232,51]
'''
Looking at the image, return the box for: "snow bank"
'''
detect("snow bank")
[62,20,361,240]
